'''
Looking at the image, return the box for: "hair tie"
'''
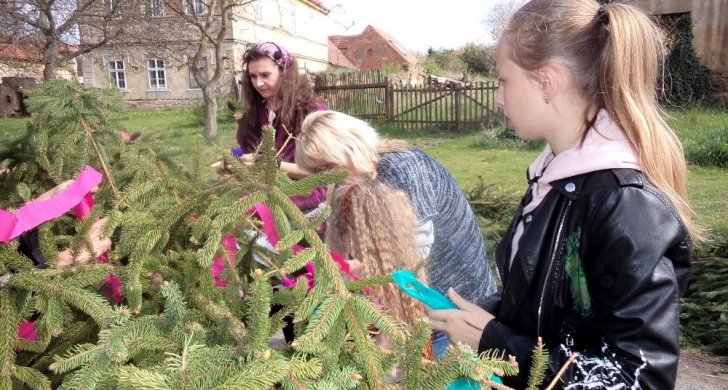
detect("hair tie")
[255,42,293,70]
[596,6,609,26]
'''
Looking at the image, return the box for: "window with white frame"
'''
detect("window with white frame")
[184,0,206,15]
[189,57,208,89]
[145,0,163,17]
[108,60,126,89]
[147,58,167,89]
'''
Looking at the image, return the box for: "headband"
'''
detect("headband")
[256,42,293,70]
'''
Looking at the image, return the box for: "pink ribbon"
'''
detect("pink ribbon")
[17,321,39,341]
[208,204,357,290]
[1,166,102,243]
[211,235,239,288]
[254,204,357,289]
[0,165,122,304]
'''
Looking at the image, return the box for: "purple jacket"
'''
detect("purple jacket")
[238,104,327,212]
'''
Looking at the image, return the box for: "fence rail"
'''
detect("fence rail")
[313,71,503,130]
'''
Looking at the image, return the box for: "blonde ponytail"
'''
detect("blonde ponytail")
[599,4,703,242]
[503,0,703,242]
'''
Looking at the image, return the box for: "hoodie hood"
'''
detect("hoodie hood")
[524,109,640,214]
[510,109,641,266]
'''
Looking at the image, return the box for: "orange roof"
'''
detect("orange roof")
[327,38,356,68]
[0,43,44,62]
[329,35,356,50]
[0,36,75,63]
[366,25,418,65]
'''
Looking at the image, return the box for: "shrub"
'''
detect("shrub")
[465,177,519,255]
[683,125,728,168]
[189,95,241,126]
[471,125,544,150]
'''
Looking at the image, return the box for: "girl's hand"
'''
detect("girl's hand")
[239,153,256,166]
[56,217,111,267]
[37,180,74,201]
[347,258,365,279]
[425,288,494,350]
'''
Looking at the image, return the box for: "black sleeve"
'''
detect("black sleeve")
[17,229,49,269]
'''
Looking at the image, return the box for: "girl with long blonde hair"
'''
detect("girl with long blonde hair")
[296,110,497,359]
[428,1,696,388]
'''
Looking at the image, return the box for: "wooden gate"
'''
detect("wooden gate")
[313,71,503,130]
[313,71,388,121]
[391,81,502,130]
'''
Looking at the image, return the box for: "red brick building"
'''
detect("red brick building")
[329,25,418,72]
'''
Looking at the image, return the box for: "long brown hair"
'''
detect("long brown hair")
[503,0,702,242]
[237,44,317,147]
[326,178,425,324]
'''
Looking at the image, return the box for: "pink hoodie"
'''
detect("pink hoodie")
[509,109,641,266]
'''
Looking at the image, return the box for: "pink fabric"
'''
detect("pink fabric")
[17,321,39,341]
[254,203,356,290]
[211,235,239,288]
[0,166,102,243]
[73,193,95,220]
[509,109,641,266]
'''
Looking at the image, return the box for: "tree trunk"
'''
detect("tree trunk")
[43,39,59,81]
[202,88,218,138]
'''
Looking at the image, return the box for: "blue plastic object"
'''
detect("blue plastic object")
[391,270,503,389]
[231,147,244,158]
[391,270,456,310]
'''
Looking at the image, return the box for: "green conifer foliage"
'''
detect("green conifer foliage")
[0,80,545,389]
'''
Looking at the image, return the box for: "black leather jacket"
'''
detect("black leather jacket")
[478,169,691,389]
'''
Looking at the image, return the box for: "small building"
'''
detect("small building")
[0,39,76,116]
[329,25,418,72]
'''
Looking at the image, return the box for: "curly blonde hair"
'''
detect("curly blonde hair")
[326,177,425,324]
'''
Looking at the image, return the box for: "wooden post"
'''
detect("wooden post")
[385,79,393,121]
[454,85,461,131]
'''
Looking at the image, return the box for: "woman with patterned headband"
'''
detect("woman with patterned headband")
[236,41,326,214]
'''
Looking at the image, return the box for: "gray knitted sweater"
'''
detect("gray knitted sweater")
[377,148,497,307]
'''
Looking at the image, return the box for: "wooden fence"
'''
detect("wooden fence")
[313,71,503,130]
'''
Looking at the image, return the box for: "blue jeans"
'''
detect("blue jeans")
[432,331,450,360]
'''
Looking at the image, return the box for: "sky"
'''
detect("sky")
[322,0,501,54]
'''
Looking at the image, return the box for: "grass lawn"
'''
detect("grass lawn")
[376,109,728,244]
[2,106,726,244]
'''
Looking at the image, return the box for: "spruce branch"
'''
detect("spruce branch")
[0,292,20,387]
[79,113,118,196]
[526,337,549,389]
[115,365,171,390]
[298,295,346,344]
[400,322,432,389]
[243,270,273,354]
[189,292,247,344]
[11,364,51,390]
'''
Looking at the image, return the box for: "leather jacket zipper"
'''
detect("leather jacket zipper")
[537,200,572,336]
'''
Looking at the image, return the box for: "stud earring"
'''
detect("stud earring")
[543,95,550,104]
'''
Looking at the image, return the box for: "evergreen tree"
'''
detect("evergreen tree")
[0,80,541,389]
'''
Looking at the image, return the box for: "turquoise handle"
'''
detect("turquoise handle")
[391,270,456,310]
[391,270,503,389]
